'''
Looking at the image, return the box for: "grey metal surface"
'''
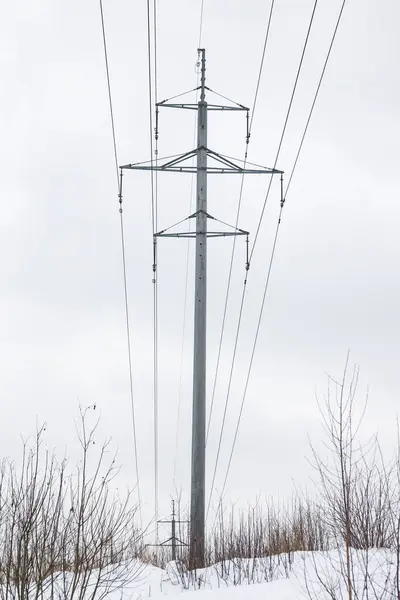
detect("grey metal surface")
[189,48,207,569]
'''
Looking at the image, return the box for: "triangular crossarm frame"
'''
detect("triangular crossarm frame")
[154,210,249,239]
[153,210,251,272]
[121,147,282,175]
[156,85,249,112]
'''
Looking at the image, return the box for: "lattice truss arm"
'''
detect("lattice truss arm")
[121,148,282,175]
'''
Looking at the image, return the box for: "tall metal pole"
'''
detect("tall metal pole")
[171,500,176,561]
[121,47,283,569]
[190,48,207,569]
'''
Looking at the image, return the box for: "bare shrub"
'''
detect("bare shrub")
[209,496,327,565]
[151,494,328,589]
[0,407,142,600]
[307,356,400,600]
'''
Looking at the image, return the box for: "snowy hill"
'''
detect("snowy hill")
[0,547,397,598]
[84,549,399,600]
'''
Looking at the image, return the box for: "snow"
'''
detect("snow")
[126,549,399,599]
[3,549,398,599]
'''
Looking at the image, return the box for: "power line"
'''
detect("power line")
[249,0,276,132]
[207,0,318,518]
[216,0,348,512]
[206,0,276,444]
[99,0,118,184]
[206,0,277,513]
[198,0,205,48]
[146,0,159,545]
[152,0,160,550]
[173,132,197,485]
[99,0,142,528]
[118,175,143,532]
[218,200,284,508]
[250,0,318,261]
[206,268,249,519]
[285,0,347,199]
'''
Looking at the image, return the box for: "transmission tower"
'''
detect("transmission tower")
[145,500,188,562]
[121,49,282,569]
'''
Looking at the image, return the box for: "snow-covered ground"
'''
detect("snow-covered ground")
[59,549,398,599]
[5,549,398,599]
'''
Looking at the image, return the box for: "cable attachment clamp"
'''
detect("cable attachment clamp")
[246,111,250,145]
[118,168,124,214]
[152,237,157,284]
[280,173,285,208]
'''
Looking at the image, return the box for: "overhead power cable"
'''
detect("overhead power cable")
[152,0,160,549]
[285,0,347,198]
[206,0,276,444]
[250,0,318,260]
[207,0,319,519]
[198,0,205,48]
[216,0,348,513]
[249,0,276,132]
[217,200,283,512]
[99,0,142,528]
[146,0,160,545]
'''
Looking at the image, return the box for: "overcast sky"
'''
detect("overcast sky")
[1,0,400,532]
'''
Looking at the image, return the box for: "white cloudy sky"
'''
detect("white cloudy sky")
[1,0,399,531]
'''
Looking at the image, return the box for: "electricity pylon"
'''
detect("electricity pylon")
[121,49,283,569]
